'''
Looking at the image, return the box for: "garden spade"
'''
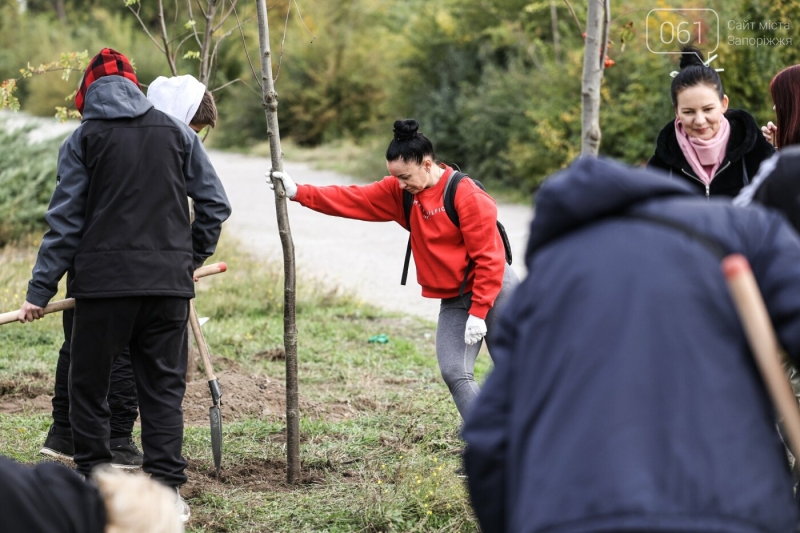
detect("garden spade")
[188,299,223,476]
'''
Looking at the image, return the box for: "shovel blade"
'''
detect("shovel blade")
[209,405,222,476]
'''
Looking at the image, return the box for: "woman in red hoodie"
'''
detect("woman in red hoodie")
[267,119,519,418]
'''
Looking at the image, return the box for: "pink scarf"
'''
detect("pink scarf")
[674,116,731,186]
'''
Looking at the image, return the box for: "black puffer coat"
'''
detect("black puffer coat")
[647,109,775,197]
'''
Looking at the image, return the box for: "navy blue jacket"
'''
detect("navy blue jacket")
[463,157,800,533]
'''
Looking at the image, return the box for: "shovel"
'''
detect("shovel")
[188,299,223,476]
[722,254,800,479]
[0,262,228,325]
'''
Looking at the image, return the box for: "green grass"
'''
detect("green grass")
[0,233,490,532]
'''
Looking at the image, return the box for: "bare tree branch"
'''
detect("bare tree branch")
[125,1,166,54]
[173,0,180,43]
[293,0,316,40]
[194,0,206,18]
[213,0,238,32]
[186,0,204,48]
[599,0,610,68]
[158,0,178,75]
[199,0,219,85]
[232,2,261,88]
[562,0,583,35]
[174,32,199,59]
[273,0,291,82]
[209,27,235,73]
[210,77,244,92]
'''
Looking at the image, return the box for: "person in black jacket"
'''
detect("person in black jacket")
[0,456,181,533]
[16,48,231,523]
[464,156,800,533]
[648,46,774,197]
[735,65,800,230]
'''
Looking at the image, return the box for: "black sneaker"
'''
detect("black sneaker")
[40,424,74,461]
[110,437,143,469]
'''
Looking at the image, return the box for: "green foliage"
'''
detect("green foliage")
[0,121,65,246]
[1,0,795,192]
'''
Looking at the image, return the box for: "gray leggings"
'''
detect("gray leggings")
[436,264,520,418]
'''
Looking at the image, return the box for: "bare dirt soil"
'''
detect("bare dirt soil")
[0,368,357,426]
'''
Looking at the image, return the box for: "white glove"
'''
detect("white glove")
[266,170,298,199]
[464,314,487,345]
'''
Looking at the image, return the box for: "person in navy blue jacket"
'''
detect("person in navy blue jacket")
[463,156,800,533]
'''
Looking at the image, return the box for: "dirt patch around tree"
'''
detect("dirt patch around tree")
[183,370,357,425]
[0,369,358,425]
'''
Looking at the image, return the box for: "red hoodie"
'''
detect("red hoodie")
[293,165,506,319]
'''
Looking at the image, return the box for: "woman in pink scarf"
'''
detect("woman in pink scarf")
[648,46,774,197]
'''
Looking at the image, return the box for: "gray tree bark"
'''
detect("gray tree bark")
[580,0,609,156]
[254,0,301,484]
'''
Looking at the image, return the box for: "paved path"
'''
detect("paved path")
[209,150,533,323]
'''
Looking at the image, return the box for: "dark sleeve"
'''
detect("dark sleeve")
[183,130,232,268]
[26,131,88,307]
[746,133,776,181]
[646,153,670,173]
[462,299,518,532]
[752,153,800,235]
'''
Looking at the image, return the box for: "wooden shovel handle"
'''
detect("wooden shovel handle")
[188,299,216,382]
[0,262,228,326]
[195,262,227,279]
[722,254,800,467]
[0,298,75,326]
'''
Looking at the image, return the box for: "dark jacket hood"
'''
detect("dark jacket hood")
[526,157,695,264]
[81,76,153,121]
[654,108,761,169]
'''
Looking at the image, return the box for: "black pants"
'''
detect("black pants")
[69,297,189,487]
[52,307,139,439]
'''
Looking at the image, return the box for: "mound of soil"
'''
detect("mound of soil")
[183,457,325,498]
[0,394,53,415]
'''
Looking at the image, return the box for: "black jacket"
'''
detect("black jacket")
[747,147,800,234]
[26,76,231,306]
[647,108,775,197]
[463,157,800,533]
[0,457,105,533]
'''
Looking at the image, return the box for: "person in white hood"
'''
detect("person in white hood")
[39,72,219,482]
[147,74,217,132]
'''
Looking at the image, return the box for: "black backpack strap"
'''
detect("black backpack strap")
[400,191,414,285]
[443,171,467,228]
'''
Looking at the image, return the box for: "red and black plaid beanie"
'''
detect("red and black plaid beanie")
[75,48,140,115]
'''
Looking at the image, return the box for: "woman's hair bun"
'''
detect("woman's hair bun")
[679,45,705,70]
[393,119,419,141]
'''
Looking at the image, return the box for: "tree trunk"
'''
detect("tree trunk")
[580,0,608,156]
[254,0,300,484]
[53,0,66,21]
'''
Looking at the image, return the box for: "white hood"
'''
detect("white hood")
[146,75,206,125]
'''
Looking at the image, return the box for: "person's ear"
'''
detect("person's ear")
[721,94,729,113]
